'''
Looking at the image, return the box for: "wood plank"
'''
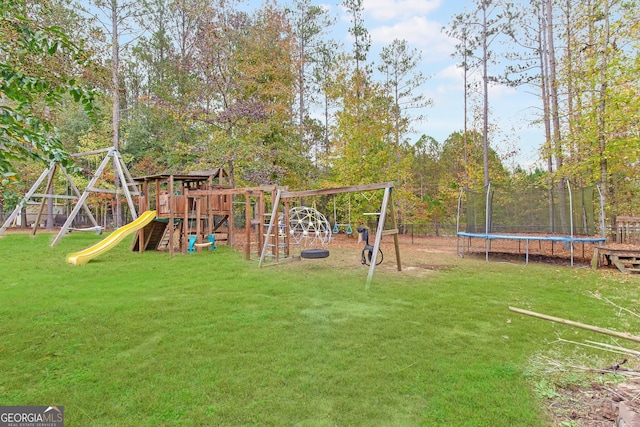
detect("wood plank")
[616,216,640,222]
[70,147,112,157]
[31,193,78,199]
[596,247,640,258]
[509,306,640,344]
[184,186,279,197]
[86,187,140,196]
[281,182,394,199]
[381,229,399,235]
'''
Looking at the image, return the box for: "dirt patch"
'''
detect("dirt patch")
[550,383,618,426]
[287,233,460,278]
[460,236,599,267]
[548,381,640,426]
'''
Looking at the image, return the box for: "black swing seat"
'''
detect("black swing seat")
[300,248,330,259]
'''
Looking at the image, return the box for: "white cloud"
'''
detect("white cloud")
[436,64,464,81]
[488,82,518,99]
[370,16,454,59]
[364,0,441,21]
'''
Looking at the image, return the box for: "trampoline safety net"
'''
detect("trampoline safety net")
[460,182,603,237]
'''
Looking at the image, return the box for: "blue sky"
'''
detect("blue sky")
[312,0,545,169]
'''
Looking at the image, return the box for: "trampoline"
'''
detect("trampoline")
[456,180,606,266]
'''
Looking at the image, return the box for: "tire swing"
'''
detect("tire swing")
[288,205,331,260]
[300,248,330,259]
[357,226,383,266]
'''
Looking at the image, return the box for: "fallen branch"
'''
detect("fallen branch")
[601,358,633,373]
[585,340,640,358]
[554,337,635,357]
[509,306,640,344]
[588,291,640,320]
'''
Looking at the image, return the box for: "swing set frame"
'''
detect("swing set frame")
[259,182,401,288]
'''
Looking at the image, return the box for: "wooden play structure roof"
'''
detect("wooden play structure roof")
[133,168,228,184]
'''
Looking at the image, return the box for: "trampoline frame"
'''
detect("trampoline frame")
[456,180,606,266]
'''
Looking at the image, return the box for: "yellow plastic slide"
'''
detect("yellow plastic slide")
[66,210,157,265]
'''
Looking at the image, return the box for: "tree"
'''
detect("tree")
[564,0,640,217]
[377,39,432,224]
[175,1,304,187]
[445,12,481,186]
[288,0,334,154]
[342,0,370,100]
[445,0,515,188]
[326,55,399,187]
[378,39,432,157]
[83,0,151,225]
[121,0,205,174]
[411,135,441,197]
[310,39,340,169]
[0,0,95,181]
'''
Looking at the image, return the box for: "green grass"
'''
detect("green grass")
[1,232,639,426]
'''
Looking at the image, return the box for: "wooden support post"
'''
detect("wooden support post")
[168,175,175,258]
[244,192,251,260]
[367,187,388,288]
[257,191,265,254]
[182,192,189,254]
[228,194,234,249]
[137,180,150,253]
[273,190,279,261]
[284,198,290,258]
[259,188,282,267]
[196,197,203,251]
[32,164,57,235]
[366,184,401,288]
[0,166,52,234]
[112,150,138,219]
[60,167,99,229]
[207,193,213,237]
[52,151,113,246]
[388,188,402,272]
[141,180,149,212]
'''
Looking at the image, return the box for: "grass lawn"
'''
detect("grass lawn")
[1,232,639,426]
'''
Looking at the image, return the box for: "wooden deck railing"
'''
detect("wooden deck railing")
[616,216,640,245]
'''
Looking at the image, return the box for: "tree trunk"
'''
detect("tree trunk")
[111,0,123,228]
[544,0,568,234]
[563,0,576,169]
[538,2,554,230]
[598,0,611,218]
[481,3,489,189]
[463,48,469,187]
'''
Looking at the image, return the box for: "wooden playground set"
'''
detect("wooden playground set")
[5,147,640,279]
[0,147,401,283]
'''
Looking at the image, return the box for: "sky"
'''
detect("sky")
[310,0,545,170]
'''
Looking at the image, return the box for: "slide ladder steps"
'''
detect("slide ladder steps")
[156,222,180,251]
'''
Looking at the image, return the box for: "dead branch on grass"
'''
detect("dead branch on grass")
[554,337,638,358]
[587,291,640,320]
[509,306,640,344]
